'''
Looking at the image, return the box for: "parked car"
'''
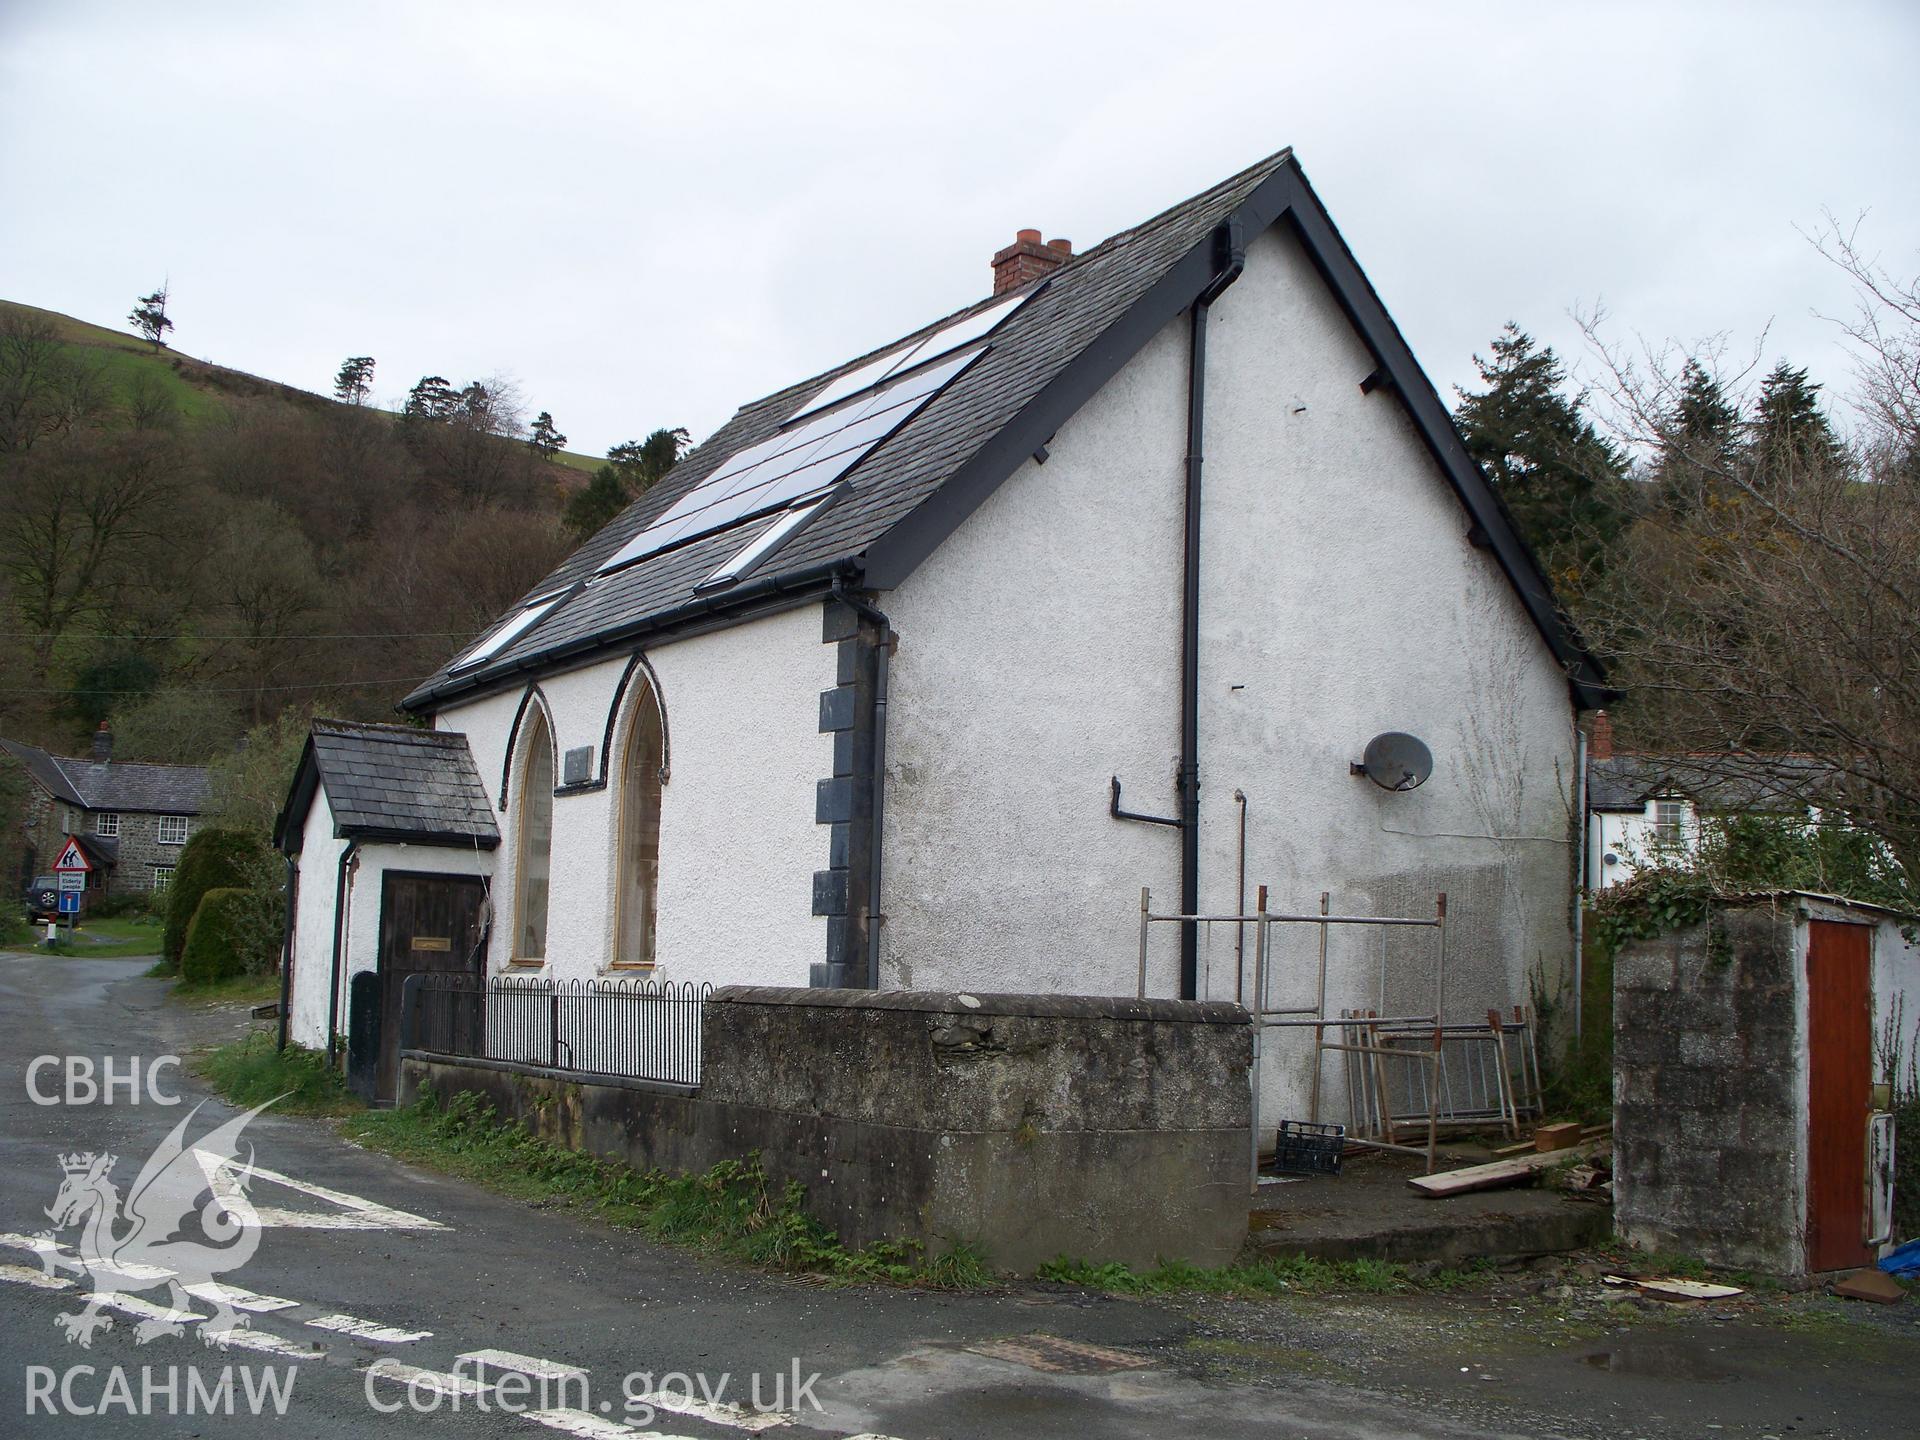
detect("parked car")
[24,875,60,922]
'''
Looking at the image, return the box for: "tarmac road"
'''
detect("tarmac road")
[0,956,1517,1439]
[0,955,1913,1439]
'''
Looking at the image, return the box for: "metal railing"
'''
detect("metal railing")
[400,974,711,1086]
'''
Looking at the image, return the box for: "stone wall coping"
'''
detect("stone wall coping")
[402,1049,700,1098]
[708,985,1249,1026]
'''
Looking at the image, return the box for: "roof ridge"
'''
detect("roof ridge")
[313,717,459,743]
[722,148,1298,425]
[52,754,210,772]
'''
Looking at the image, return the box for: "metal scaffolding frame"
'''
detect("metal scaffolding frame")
[1137,886,1453,1186]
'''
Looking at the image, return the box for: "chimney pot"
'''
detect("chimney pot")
[991,228,1071,296]
[1588,710,1613,762]
[92,721,113,763]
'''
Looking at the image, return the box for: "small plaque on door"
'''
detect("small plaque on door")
[411,935,452,952]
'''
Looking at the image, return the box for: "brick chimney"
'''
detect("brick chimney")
[1588,710,1613,761]
[991,229,1072,296]
[92,720,113,763]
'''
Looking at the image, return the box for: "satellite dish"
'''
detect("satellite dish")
[1352,732,1433,792]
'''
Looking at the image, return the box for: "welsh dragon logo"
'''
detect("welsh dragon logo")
[34,1099,276,1348]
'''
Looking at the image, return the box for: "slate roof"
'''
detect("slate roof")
[402,149,1608,713]
[0,737,208,814]
[1588,753,1832,814]
[274,719,500,851]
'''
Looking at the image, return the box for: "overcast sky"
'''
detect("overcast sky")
[3,1,1916,458]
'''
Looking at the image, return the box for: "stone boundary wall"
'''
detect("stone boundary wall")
[1613,904,1803,1274]
[402,986,1252,1271]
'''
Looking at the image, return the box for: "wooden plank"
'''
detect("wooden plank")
[1407,1140,1601,1197]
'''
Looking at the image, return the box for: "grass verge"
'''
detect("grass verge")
[173,971,282,1007]
[1038,1252,1493,1298]
[7,915,167,958]
[196,1034,358,1116]
[345,1089,992,1289]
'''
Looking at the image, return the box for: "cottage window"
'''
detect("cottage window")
[513,711,555,963]
[151,866,174,892]
[157,815,189,846]
[613,683,664,967]
[1653,800,1687,845]
[94,812,120,838]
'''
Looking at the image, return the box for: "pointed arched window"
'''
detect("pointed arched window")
[514,710,554,963]
[614,684,663,967]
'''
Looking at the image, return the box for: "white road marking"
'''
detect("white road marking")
[0,1231,174,1280]
[366,1358,495,1398]
[0,1232,63,1257]
[193,1149,449,1231]
[522,1410,697,1439]
[0,1262,72,1290]
[184,1280,299,1312]
[97,1293,199,1326]
[307,1312,432,1343]
[210,1326,317,1358]
[459,1347,590,1380]
[99,1259,176,1281]
[630,1385,791,1432]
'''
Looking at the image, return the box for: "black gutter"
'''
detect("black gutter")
[276,854,298,1052]
[830,580,895,990]
[324,839,360,1067]
[1176,220,1247,1001]
[403,558,859,714]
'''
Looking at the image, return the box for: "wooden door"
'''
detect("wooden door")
[1806,919,1873,1272]
[376,872,489,1104]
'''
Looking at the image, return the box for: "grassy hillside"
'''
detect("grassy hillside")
[0,298,604,472]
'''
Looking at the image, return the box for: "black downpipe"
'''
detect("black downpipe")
[1178,221,1246,1001]
[276,854,298,1051]
[324,839,361,1066]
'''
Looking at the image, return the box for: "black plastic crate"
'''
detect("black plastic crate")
[1272,1119,1346,1177]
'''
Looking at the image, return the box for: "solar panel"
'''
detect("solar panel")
[450,592,565,671]
[595,345,986,577]
[787,291,1027,422]
[701,493,836,590]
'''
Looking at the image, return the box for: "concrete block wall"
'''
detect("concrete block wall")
[402,986,1253,1272]
[1613,906,1803,1274]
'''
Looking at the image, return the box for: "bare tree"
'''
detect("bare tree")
[0,314,108,453]
[0,430,182,682]
[1572,232,1920,889]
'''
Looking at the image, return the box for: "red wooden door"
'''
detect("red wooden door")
[1806,920,1873,1272]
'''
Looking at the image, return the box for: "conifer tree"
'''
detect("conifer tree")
[128,284,173,351]
[529,411,566,459]
[333,356,376,406]
[1453,324,1626,592]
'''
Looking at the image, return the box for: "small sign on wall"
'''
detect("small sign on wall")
[563,745,593,786]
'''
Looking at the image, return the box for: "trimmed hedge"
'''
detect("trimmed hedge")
[181,888,255,985]
[163,829,270,971]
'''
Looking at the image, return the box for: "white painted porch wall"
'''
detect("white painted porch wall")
[878,224,1577,1126]
[284,787,497,1051]
[432,601,833,986]
[287,790,345,1050]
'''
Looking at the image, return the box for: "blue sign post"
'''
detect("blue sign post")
[57,893,80,916]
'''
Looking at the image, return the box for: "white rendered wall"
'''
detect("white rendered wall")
[880,224,1578,1126]
[432,602,834,986]
[286,792,345,1050]
[1590,803,1698,890]
[284,792,498,1050]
